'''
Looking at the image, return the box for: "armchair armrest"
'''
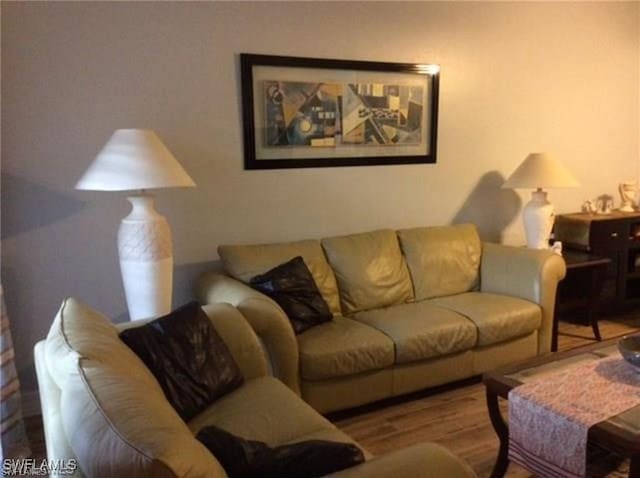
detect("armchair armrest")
[480,243,566,354]
[196,272,300,394]
[328,443,476,478]
[201,303,269,382]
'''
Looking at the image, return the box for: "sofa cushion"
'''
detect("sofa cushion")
[219,239,341,315]
[45,298,224,478]
[296,316,395,380]
[353,301,478,364]
[397,224,481,300]
[249,256,332,334]
[321,229,414,314]
[119,301,244,421]
[188,376,358,449]
[431,292,541,346]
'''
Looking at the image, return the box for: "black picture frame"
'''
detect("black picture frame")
[241,53,440,170]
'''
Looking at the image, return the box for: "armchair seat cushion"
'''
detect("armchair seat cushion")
[188,376,359,450]
[431,292,541,346]
[297,317,394,381]
[353,301,478,364]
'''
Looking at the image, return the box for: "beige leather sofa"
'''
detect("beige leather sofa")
[35,298,476,478]
[198,224,566,414]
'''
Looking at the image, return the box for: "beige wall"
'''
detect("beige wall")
[2,1,639,394]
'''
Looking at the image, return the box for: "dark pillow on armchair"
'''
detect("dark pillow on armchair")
[119,301,243,421]
[249,256,333,334]
[196,425,364,478]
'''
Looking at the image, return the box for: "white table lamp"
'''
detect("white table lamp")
[76,129,195,320]
[503,153,579,249]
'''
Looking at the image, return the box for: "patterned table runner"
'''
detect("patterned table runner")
[508,354,640,477]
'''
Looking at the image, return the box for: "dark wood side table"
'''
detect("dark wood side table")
[555,211,640,312]
[552,250,611,351]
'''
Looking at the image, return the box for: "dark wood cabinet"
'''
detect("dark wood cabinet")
[555,211,640,312]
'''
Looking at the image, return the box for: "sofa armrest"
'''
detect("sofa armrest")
[480,242,567,354]
[327,443,476,478]
[201,303,269,382]
[34,341,81,467]
[196,272,300,394]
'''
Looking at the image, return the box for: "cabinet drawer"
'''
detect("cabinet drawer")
[590,221,627,251]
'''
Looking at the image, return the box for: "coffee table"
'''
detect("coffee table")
[483,339,640,478]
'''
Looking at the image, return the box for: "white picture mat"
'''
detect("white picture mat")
[251,65,433,161]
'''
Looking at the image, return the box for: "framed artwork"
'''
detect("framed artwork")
[240,54,440,170]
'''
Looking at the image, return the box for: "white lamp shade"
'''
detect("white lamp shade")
[502,153,579,189]
[76,129,195,191]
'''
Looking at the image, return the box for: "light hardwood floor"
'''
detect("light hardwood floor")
[24,314,640,477]
[332,314,640,477]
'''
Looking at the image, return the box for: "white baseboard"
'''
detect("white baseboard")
[21,391,41,417]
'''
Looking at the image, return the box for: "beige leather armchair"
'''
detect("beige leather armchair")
[35,298,476,477]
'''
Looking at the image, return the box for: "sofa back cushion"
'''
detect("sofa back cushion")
[44,298,226,478]
[321,229,414,314]
[218,240,341,315]
[397,224,481,300]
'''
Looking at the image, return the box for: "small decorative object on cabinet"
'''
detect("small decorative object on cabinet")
[595,194,614,214]
[555,211,640,312]
[582,200,596,214]
[619,181,637,212]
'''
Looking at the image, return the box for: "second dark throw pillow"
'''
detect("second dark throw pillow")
[196,425,365,478]
[119,301,244,421]
[250,256,332,334]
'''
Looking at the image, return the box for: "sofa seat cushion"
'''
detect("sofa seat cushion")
[296,316,395,380]
[353,301,478,364]
[321,229,414,314]
[218,239,342,315]
[188,376,357,449]
[431,292,541,346]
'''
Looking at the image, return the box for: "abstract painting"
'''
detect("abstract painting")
[242,54,439,169]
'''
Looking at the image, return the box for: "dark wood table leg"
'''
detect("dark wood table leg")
[587,264,605,342]
[486,387,509,478]
[629,453,640,477]
[552,289,561,352]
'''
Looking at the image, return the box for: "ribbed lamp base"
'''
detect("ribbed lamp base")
[117,194,173,320]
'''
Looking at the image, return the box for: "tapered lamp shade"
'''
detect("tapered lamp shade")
[75,129,195,320]
[503,153,579,249]
[76,129,195,191]
[502,153,579,190]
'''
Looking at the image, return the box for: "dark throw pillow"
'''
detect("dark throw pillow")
[196,425,364,478]
[249,256,332,334]
[119,301,244,421]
